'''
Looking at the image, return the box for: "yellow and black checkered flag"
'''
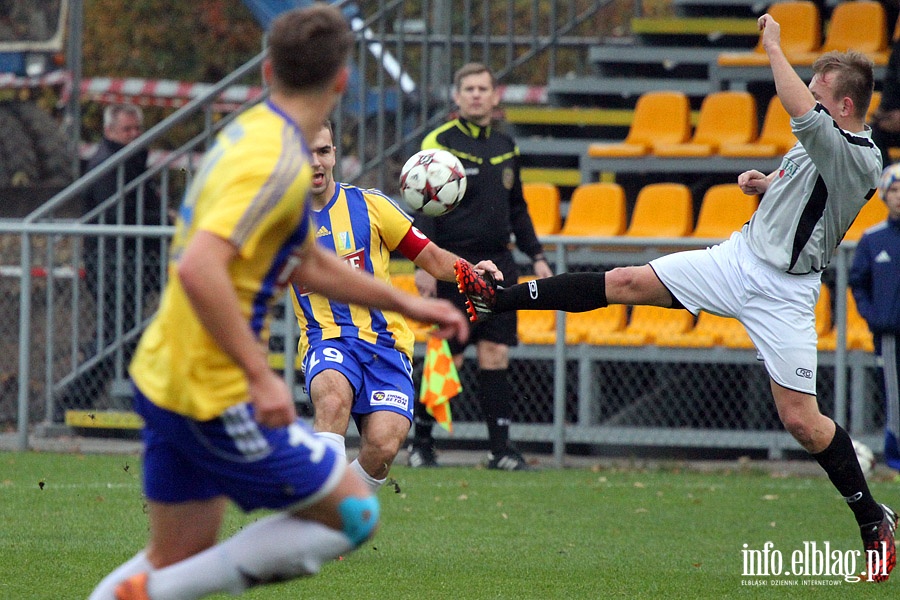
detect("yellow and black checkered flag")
[419,334,462,433]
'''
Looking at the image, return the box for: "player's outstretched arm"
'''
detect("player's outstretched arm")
[292,242,469,342]
[759,14,815,118]
[413,241,503,284]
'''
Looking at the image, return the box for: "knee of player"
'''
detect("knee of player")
[367,436,403,465]
[779,413,813,444]
[338,494,380,547]
[605,267,636,293]
[607,266,665,304]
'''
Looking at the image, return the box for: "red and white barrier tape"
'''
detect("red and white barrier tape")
[0,265,84,279]
[0,71,548,107]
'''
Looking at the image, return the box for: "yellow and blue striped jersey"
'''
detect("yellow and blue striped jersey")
[130,101,316,421]
[293,183,417,359]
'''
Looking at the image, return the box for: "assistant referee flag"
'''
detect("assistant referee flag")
[419,334,461,433]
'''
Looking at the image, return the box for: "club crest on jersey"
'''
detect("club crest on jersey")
[370,390,410,410]
[778,157,799,179]
[338,231,352,252]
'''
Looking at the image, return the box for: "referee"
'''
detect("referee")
[408,62,553,470]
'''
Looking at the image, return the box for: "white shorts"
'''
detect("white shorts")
[650,232,821,395]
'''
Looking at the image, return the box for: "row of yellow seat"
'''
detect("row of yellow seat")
[522,180,890,242]
[586,87,886,161]
[587,90,778,159]
[717,0,894,68]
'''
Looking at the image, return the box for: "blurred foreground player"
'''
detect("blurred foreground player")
[90,6,468,600]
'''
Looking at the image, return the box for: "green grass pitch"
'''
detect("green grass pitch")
[1,451,896,599]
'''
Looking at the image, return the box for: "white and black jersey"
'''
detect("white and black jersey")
[743,104,882,275]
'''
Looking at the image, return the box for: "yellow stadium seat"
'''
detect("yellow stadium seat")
[844,192,888,242]
[815,284,832,337]
[390,274,432,342]
[719,96,797,158]
[522,182,561,236]
[566,305,628,344]
[560,183,627,237]
[818,291,874,352]
[586,305,694,346]
[794,1,888,65]
[656,312,750,349]
[624,183,694,238]
[867,91,882,124]
[517,309,557,344]
[691,184,758,239]
[587,91,691,158]
[717,1,821,66]
[654,91,757,157]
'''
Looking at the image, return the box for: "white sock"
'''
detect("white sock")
[145,513,353,600]
[316,431,347,459]
[88,550,152,600]
[350,458,385,493]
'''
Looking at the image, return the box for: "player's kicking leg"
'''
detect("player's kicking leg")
[454,260,612,322]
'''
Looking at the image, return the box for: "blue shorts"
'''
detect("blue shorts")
[133,387,344,512]
[302,337,415,427]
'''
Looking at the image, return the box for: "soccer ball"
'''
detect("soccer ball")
[399,149,467,216]
[853,439,875,476]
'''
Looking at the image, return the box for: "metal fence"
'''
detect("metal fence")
[3,219,883,461]
[1,0,885,460]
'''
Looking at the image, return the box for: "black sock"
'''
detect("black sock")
[478,369,513,455]
[412,401,435,445]
[813,424,883,526]
[494,272,607,313]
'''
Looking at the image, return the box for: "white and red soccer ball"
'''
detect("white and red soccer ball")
[399,149,467,216]
[853,439,876,477]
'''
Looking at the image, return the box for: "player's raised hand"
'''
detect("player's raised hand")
[757,14,781,50]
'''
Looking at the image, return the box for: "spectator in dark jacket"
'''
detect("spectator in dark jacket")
[850,163,900,471]
[61,104,163,414]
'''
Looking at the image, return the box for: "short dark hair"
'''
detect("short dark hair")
[322,119,335,144]
[812,50,874,121]
[453,62,496,91]
[267,4,353,93]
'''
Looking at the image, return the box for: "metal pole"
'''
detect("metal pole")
[17,235,33,450]
[833,246,849,427]
[552,243,567,467]
[66,0,83,178]
[430,0,451,107]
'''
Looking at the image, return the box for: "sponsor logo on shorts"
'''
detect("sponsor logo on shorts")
[371,390,410,410]
[528,280,538,299]
[795,368,814,379]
